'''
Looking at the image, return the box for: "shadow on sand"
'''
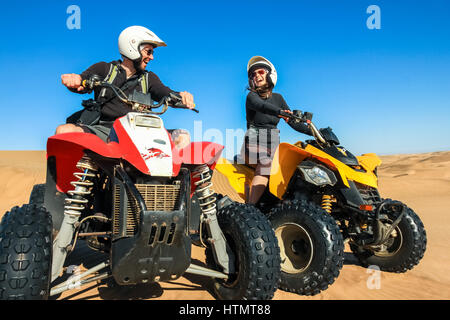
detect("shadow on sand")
[343,252,364,267]
[50,241,216,300]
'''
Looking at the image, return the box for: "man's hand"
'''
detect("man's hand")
[179,91,195,109]
[61,73,85,92]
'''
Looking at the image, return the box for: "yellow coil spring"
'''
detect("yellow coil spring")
[321,195,333,213]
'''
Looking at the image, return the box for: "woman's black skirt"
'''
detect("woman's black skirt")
[239,125,280,176]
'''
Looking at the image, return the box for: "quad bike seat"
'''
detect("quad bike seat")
[233,155,257,171]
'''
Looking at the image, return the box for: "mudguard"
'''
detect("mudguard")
[268,143,312,199]
[173,141,224,171]
[213,143,311,202]
[302,144,379,188]
[216,142,380,201]
[47,131,224,194]
[214,158,255,201]
[357,153,382,172]
[269,143,379,199]
[47,132,123,193]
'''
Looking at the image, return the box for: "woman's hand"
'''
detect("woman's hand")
[279,109,292,122]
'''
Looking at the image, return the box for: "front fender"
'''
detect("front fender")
[46,132,123,193]
[172,141,224,173]
[214,158,255,201]
[269,143,312,199]
[357,153,382,172]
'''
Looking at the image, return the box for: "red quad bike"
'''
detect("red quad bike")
[0,76,280,300]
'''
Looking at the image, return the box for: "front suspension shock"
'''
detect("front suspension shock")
[192,164,234,274]
[321,194,333,213]
[51,156,98,281]
[192,164,217,217]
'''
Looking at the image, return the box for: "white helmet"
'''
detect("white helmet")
[118,26,167,61]
[247,56,277,87]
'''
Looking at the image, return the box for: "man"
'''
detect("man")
[56,25,193,147]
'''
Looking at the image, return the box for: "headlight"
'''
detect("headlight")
[298,161,337,186]
[304,167,332,185]
[134,115,161,128]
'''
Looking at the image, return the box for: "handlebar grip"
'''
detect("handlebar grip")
[81,78,95,90]
[169,92,198,112]
[173,101,196,108]
[173,101,186,108]
[279,110,306,123]
[82,75,103,90]
[279,110,291,117]
[173,102,199,113]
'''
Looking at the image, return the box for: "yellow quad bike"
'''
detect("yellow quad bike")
[215,110,427,296]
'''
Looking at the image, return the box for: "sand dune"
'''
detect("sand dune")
[0,150,449,300]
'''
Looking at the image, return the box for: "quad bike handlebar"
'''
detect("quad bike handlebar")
[279,109,327,145]
[82,75,199,115]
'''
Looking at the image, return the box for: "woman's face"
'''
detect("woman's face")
[251,68,268,87]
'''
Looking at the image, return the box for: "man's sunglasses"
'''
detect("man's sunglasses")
[141,48,154,56]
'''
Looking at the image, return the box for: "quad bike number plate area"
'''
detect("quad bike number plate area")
[120,113,173,177]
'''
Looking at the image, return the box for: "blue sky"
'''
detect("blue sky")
[0,0,449,156]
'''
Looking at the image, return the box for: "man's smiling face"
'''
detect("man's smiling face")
[139,43,155,70]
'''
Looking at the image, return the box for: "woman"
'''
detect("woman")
[241,56,311,204]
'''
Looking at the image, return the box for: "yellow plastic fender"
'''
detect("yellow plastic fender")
[215,143,382,201]
[214,158,255,201]
[268,143,311,199]
[357,153,382,172]
[269,142,381,199]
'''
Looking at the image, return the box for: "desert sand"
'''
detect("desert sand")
[0,150,449,300]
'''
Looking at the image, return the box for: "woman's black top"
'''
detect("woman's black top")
[245,91,312,135]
